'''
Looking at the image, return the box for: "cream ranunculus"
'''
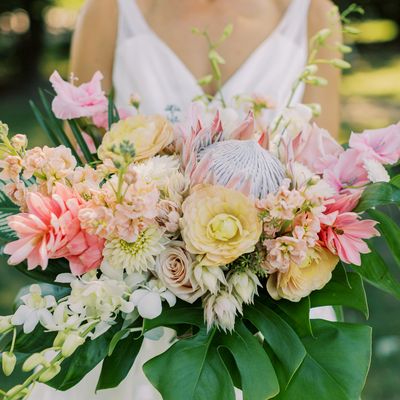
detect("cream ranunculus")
[155,241,204,303]
[180,185,262,266]
[98,115,174,162]
[267,246,339,302]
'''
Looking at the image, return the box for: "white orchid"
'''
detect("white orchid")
[11,285,56,334]
[129,279,176,320]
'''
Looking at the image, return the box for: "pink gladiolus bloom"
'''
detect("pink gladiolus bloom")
[323,149,369,194]
[282,123,344,173]
[349,123,400,165]
[319,211,379,266]
[50,71,108,120]
[4,184,104,274]
[325,191,362,214]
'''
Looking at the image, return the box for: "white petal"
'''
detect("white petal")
[38,309,54,328]
[120,300,135,314]
[23,313,39,334]
[55,273,76,283]
[44,295,57,308]
[161,291,176,307]
[11,305,31,325]
[129,289,149,306]
[138,292,162,319]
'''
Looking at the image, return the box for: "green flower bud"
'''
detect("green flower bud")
[306,103,322,117]
[305,76,328,86]
[61,333,85,358]
[22,353,45,372]
[343,26,360,35]
[6,384,29,399]
[53,331,68,348]
[330,59,352,70]
[336,43,352,54]
[2,351,17,376]
[0,316,13,334]
[315,28,331,44]
[38,364,61,383]
[303,64,318,76]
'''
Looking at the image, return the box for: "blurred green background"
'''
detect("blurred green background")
[0,0,399,398]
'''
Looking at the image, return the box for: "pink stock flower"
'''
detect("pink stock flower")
[4,184,104,274]
[349,123,400,165]
[281,123,344,173]
[50,71,108,120]
[0,155,22,181]
[319,211,379,266]
[323,149,369,194]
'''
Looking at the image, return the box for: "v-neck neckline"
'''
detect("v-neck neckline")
[131,0,298,96]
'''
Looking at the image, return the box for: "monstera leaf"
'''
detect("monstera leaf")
[0,183,19,243]
[355,182,400,212]
[141,286,371,400]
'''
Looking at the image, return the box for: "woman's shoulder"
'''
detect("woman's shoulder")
[309,0,341,34]
[79,0,118,24]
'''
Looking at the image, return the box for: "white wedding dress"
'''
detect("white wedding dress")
[30,0,336,398]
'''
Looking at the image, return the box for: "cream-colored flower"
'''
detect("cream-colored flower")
[155,241,204,303]
[180,185,262,266]
[267,246,338,302]
[98,115,174,162]
[103,227,167,274]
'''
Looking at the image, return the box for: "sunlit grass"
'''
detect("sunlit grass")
[341,58,400,100]
[349,19,399,44]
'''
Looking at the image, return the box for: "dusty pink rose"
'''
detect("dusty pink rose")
[349,123,400,165]
[323,149,369,194]
[50,71,108,120]
[281,123,344,173]
[319,211,379,266]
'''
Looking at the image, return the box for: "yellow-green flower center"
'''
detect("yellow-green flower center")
[207,213,242,242]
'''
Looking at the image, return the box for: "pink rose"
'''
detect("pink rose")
[50,71,108,120]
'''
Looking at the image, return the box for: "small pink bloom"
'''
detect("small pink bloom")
[319,211,380,266]
[263,236,308,273]
[323,149,369,194]
[349,123,400,165]
[281,123,344,173]
[50,71,108,120]
[92,108,131,130]
[0,155,22,181]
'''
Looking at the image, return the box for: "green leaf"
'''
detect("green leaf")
[367,208,400,267]
[96,334,144,390]
[390,174,400,188]
[274,320,371,400]
[216,321,280,400]
[144,327,236,400]
[353,243,400,300]
[67,119,95,163]
[310,265,369,318]
[274,297,312,336]
[0,185,19,243]
[47,329,115,391]
[355,182,400,212]
[245,303,306,387]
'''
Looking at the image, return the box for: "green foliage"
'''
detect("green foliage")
[355,182,400,212]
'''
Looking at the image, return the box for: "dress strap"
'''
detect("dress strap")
[278,0,312,43]
[117,0,150,39]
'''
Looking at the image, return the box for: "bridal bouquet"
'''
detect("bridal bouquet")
[1,12,400,400]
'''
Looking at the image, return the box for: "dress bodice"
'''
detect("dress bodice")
[113,0,312,118]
